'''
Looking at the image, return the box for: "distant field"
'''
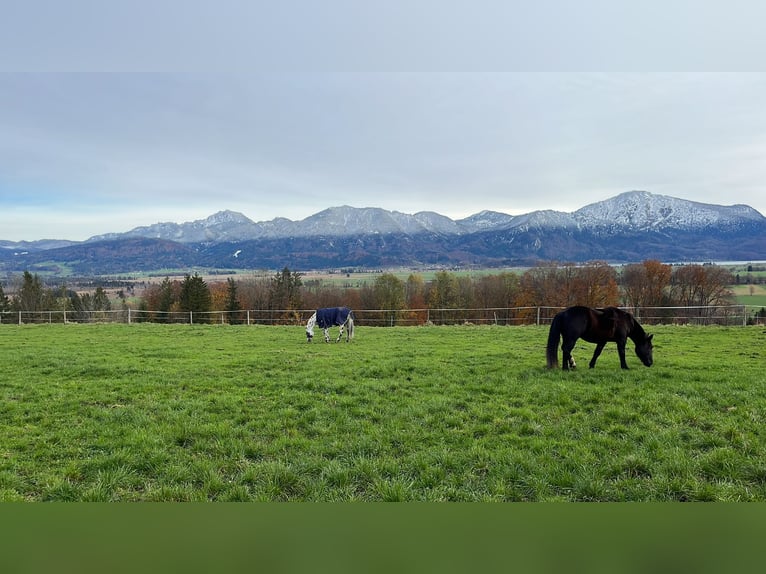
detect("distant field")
[300,267,529,287]
[118,264,766,291]
[731,284,766,309]
[1,322,765,501]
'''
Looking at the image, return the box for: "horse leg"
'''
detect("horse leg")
[336,324,344,342]
[561,338,576,370]
[616,339,629,369]
[589,342,606,369]
[323,328,330,343]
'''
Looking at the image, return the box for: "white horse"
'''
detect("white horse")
[306,307,355,343]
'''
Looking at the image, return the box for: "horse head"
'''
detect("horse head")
[635,333,654,366]
[306,312,317,342]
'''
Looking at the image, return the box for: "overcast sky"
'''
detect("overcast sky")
[2,72,766,241]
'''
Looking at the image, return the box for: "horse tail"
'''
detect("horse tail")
[347,311,355,340]
[546,312,562,369]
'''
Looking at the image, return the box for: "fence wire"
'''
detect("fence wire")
[1,305,761,326]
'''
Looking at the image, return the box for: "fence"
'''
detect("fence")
[0,305,761,326]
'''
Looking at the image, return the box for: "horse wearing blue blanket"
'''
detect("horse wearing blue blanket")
[306,307,355,343]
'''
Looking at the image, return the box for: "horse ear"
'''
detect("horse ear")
[648,334,653,342]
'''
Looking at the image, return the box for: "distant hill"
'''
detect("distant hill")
[2,191,765,275]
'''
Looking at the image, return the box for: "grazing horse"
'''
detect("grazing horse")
[306,307,355,343]
[546,306,653,370]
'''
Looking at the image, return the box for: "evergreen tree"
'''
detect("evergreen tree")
[13,271,46,312]
[69,290,86,321]
[92,287,112,311]
[179,273,212,322]
[157,277,175,322]
[225,277,241,324]
[269,267,303,312]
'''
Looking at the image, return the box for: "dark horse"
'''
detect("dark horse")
[546,306,653,370]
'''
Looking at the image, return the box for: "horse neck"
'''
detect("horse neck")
[627,318,647,343]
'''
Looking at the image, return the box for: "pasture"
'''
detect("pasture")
[1,322,765,501]
[732,283,766,309]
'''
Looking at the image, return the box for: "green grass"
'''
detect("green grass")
[1,323,765,501]
[301,267,529,287]
[742,297,766,309]
[731,284,766,308]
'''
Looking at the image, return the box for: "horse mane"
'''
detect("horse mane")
[624,311,649,342]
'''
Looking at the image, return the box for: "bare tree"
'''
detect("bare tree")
[669,264,734,319]
[621,259,672,309]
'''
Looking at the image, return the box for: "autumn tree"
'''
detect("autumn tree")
[427,272,459,308]
[374,273,405,326]
[0,283,10,313]
[473,272,519,308]
[669,264,734,313]
[571,261,619,307]
[141,277,180,322]
[404,273,428,324]
[516,262,621,322]
[517,263,564,309]
[456,276,474,320]
[303,280,348,310]
[209,282,229,314]
[237,276,271,312]
[427,271,462,323]
[471,272,521,324]
[621,259,672,309]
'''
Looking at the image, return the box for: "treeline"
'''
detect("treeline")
[0,271,114,320]
[136,260,740,324]
[0,261,749,325]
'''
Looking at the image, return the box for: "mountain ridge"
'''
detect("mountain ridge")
[84,190,766,244]
[2,191,765,274]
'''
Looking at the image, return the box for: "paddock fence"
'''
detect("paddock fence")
[0,305,762,327]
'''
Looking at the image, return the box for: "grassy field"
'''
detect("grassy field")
[1,322,765,501]
[732,283,766,309]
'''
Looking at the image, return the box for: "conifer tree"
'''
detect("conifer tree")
[269,267,303,311]
[179,273,212,322]
[13,271,46,312]
[225,277,241,324]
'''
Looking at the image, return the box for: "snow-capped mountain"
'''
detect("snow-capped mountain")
[457,210,516,232]
[89,209,262,243]
[573,191,764,231]
[269,206,466,237]
[505,210,579,232]
[2,191,765,274]
[81,190,766,244]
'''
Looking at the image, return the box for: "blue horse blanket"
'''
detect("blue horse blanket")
[316,307,352,328]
